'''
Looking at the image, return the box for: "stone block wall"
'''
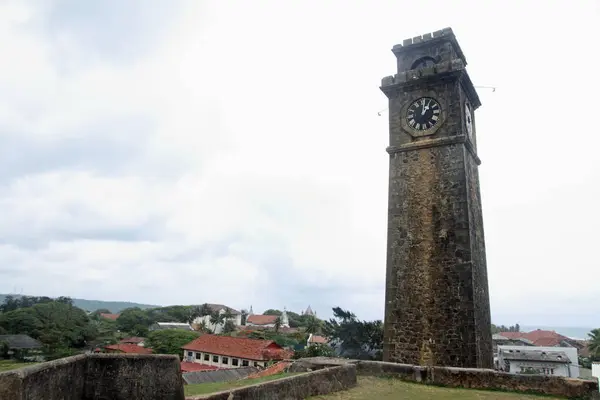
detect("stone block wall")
[358,360,600,399]
[0,354,185,400]
[0,354,87,400]
[188,364,357,400]
[85,354,185,400]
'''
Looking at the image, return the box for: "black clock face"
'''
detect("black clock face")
[406,97,441,131]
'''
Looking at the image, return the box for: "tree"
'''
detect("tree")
[222,320,236,334]
[305,316,321,334]
[0,300,97,351]
[145,330,200,357]
[209,311,225,333]
[263,309,282,316]
[274,317,282,333]
[116,308,153,336]
[223,308,234,322]
[293,343,334,359]
[587,328,600,358]
[240,309,249,325]
[323,307,383,360]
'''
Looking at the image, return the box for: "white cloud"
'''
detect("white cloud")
[0,0,599,326]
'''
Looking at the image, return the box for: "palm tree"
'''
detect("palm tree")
[209,311,225,333]
[223,308,234,322]
[587,328,600,357]
[305,316,321,335]
[240,309,249,325]
[199,304,212,317]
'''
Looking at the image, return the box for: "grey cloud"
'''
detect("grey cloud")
[0,115,154,182]
[33,0,183,66]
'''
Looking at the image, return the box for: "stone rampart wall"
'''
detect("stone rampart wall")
[0,353,184,400]
[188,364,357,400]
[358,360,600,399]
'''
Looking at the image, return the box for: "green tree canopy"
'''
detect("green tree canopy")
[323,307,383,360]
[587,328,600,358]
[145,329,200,356]
[0,300,97,350]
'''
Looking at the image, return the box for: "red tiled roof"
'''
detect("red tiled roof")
[498,332,525,339]
[533,337,563,347]
[247,315,277,325]
[246,361,291,379]
[499,330,572,347]
[182,334,284,361]
[180,362,220,373]
[104,344,153,354]
[120,337,145,344]
[523,329,568,343]
[308,335,328,344]
[100,313,120,321]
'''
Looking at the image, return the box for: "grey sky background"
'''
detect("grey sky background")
[1,0,598,326]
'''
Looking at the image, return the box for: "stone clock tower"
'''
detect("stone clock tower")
[380,28,493,369]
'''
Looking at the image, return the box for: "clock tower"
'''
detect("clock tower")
[380,28,493,369]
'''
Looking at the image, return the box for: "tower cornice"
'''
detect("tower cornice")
[379,59,481,109]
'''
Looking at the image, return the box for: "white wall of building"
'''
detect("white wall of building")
[193,311,242,334]
[592,362,600,389]
[183,350,266,369]
[498,345,580,378]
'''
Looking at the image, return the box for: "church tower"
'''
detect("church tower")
[380,28,492,368]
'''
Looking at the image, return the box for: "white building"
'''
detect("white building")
[192,304,242,334]
[497,345,580,378]
[246,307,289,329]
[592,362,599,387]
[181,334,288,369]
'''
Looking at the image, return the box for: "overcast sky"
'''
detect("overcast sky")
[1,0,598,327]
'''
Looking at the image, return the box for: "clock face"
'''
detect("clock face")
[406,97,441,131]
[464,102,473,137]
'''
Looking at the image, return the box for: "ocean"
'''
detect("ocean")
[520,325,594,340]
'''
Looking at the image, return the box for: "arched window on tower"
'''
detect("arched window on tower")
[411,56,437,70]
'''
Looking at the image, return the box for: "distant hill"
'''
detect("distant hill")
[0,294,158,314]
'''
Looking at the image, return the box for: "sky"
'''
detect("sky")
[0,0,599,327]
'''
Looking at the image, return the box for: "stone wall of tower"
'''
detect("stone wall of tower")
[465,151,493,367]
[384,143,482,367]
[381,28,492,369]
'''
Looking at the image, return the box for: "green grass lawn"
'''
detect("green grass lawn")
[0,360,40,372]
[309,377,564,400]
[184,372,295,396]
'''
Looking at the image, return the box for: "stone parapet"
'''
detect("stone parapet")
[0,354,184,400]
[188,364,357,400]
[357,360,600,399]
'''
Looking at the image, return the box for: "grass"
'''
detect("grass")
[184,372,296,396]
[0,360,40,372]
[308,377,565,399]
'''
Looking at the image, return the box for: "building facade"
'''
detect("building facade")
[192,304,242,334]
[497,345,580,378]
[381,27,492,368]
[496,346,577,378]
[181,334,289,370]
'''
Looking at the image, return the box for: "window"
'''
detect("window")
[213,355,219,363]
[222,357,229,365]
[204,354,209,361]
[195,353,201,359]
[253,362,259,367]
[232,358,239,366]
[242,360,249,367]
[187,352,193,357]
